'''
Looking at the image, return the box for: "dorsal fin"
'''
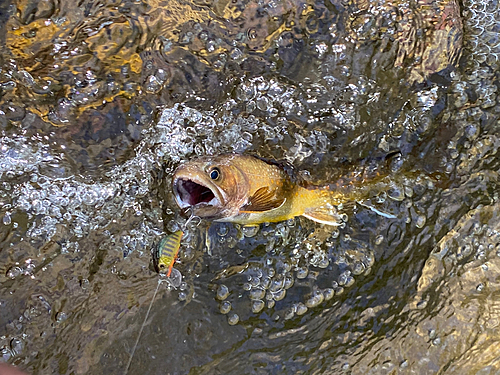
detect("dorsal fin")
[302,205,342,226]
[240,186,286,212]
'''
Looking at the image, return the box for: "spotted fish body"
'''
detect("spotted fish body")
[156,230,183,277]
[172,154,386,226]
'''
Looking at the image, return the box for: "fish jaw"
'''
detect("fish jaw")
[172,166,229,218]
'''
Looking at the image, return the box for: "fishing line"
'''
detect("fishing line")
[124,278,164,374]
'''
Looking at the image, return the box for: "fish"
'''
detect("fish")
[155,230,183,276]
[172,154,391,226]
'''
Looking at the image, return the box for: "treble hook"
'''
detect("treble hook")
[183,207,201,230]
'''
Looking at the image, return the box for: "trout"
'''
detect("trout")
[172,154,390,226]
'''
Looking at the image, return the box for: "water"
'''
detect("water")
[1,0,500,373]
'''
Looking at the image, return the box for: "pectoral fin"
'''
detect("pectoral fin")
[241,187,286,212]
[302,206,341,226]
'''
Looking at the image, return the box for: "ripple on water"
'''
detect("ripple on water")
[2,0,499,372]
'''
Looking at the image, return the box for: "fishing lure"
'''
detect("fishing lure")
[156,230,183,277]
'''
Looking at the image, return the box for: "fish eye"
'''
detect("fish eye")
[209,167,221,181]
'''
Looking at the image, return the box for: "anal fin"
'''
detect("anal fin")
[302,205,341,226]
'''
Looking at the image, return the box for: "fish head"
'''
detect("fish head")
[172,155,250,219]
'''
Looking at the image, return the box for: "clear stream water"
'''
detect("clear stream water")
[1,0,500,373]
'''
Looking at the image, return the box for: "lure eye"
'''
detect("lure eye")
[209,167,221,181]
[159,264,166,269]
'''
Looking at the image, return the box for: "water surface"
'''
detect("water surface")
[1,0,500,373]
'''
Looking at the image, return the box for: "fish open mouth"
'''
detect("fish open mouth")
[173,178,218,208]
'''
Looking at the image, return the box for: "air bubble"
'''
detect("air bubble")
[415,215,426,228]
[261,277,271,289]
[216,284,230,300]
[145,75,162,94]
[376,192,387,203]
[352,263,365,276]
[10,338,24,355]
[217,224,229,237]
[250,276,260,287]
[56,312,68,322]
[269,277,285,292]
[296,267,308,279]
[272,289,286,301]
[250,288,265,300]
[242,225,259,237]
[256,96,270,111]
[251,300,265,313]
[284,307,295,320]
[3,213,11,225]
[305,290,324,308]
[317,257,329,268]
[296,303,308,315]
[6,266,22,279]
[388,186,405,201]
[227,313,239,325]
[338,272,355,287]
[284,275,294,289]
[323,288,334,301]
[220,301,231,314]
[1,347,12,362]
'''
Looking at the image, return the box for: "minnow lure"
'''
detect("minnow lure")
[155,230,183,277]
